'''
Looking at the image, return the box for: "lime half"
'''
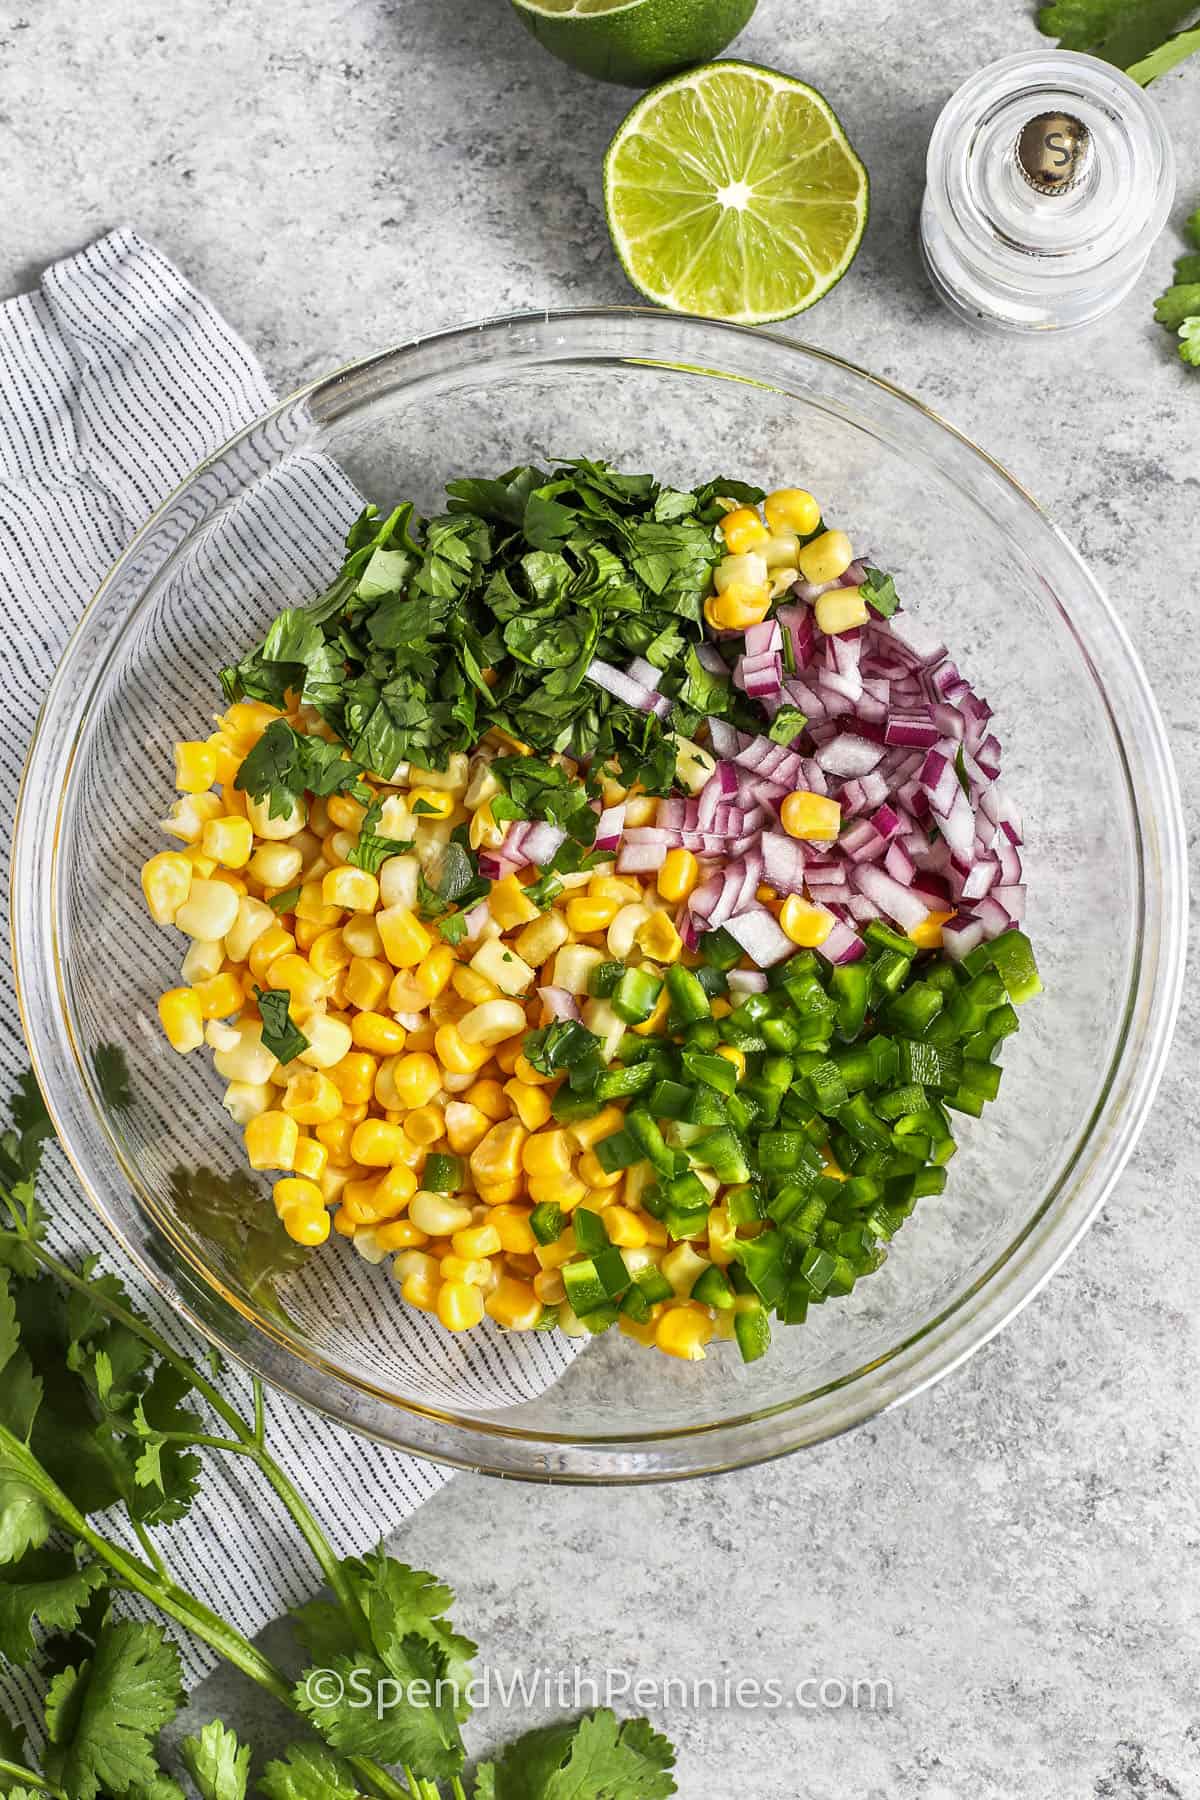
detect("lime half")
[604,60,869,324]
[510,0,757,88]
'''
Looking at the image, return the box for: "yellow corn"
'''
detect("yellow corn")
[503,1078,552,1131]
[764,488,821,536]
[450,964,500,1006]
[248,924,296,983]
[512,1052,553,1088]
[343,1163,418,1224]
[716,1044,746,1080]
[245,1111,299,1172]
[347,1012,404,1056]
[632,986,671,1037]
[374,1218,428,1251]
[780,894,835,947]
[322,866,380,912]
[604,1206,649,1249]
[475,1176,523,1207]
[434,1022,491,1076]
[191,971,244,1021]
[377,904,434,968]
[492,1034,526,1076]
[634,912,682,964]
[797,528,853,585]
[292,1136,328,1182]
[437,1279,484,1331]
[815,585,870,636]
[410,1191,473,1236]
[533,1269,566,1305]
[309,928,352,980]
[565,895,620,933]
[412,944,454,1003]
[566,1104,626,1151]
[521,1129,572,1180]
[344,956,392,1013]
[458,999,526,1047]
[247,841,303,888]
[487,873,540,931]
[315,1117,356,1161]
[158,988,205,1053]
[528,1172,586,1208]
[273,1176,330,1246]
[174,740,217,793]
[908,909,954,950]
[718,506,769,554]
[576,1148,621,1190]
[330,1051,380,1106]
[657,848,698,904]
[469,1118,528,1186]
[388,1052,441,1110]
[266,953,328,1014]
[780,791,842,842]
[294,880,342,929]
[485,1276,542,1330]
[490,1206,539,1256]
[534,1227,577,1269]
[513,912,570,970]
[202,815,253,870]
[704,583,771,631]
[444,1101,491,1154]
[349,1119,408,1167]
[282,1069,342,1125]
[439,1254,492,1286]
[452,1223,501,1259]
[141,851,193,926]
[175,879,240,942]
[655,1303,714,1361]
[182,846,218,878]
[403,1103,446,1146]
[293,917,322,952]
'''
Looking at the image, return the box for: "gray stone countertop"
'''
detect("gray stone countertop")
[2,1,1198,1794]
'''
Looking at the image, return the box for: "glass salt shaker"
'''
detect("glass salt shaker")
[921,50,1176,333]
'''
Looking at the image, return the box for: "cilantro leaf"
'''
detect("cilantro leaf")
[254,989,309,1065]
[180,1720,250,1800]
[268,885,302,915]
[0,1272,49,1565]
[474,1708,677,1800]
[170,1164,311,1317]
[235,721,368,821]
[0,1549,107,1664]
[1153,282,1200,331]
[861,567,901,618]
[768,704,809,746]
[676,644,731,719]
[295,1648,464,1779]
[92,1044,133,1114]
[42,1620,182,1800]
[258,1744,363,1800]
[436,911,471,946]
[1179,318,1200,366]
[346,796,414,875]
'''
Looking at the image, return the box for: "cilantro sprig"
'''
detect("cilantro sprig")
[1154,206,1200,368]
[234,719,370,822]
[0,1074,678,1800]
[1038,0,1200,80]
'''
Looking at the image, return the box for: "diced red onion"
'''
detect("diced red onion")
[942,912,986,961]
[816,920,867,965]
[745,619,782,659]
[852,864,930,932]
[521,822,568,868]
[585,657,657,710]
[594,804,626,851]
[616,840,670,874]
[463,899,491,939]
[728,968,770,994]
[538,986,581,1023]
[724,905,795,967]
[816,734,885,778]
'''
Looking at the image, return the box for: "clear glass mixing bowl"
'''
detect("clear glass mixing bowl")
[12,310,1186,1481]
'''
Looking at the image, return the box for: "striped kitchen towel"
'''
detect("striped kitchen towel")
[0,228,576,1715]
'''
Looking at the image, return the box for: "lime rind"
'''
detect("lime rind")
[604,59,869,325]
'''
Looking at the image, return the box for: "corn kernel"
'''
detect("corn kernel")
[273,1176,330,1246]
[797,527,853,586]
[533,1269,566,1305]
[347,1012,404,1056]
[458,999,526,1048]
[348,1119,406,1167]
[521,1129,573,1180]
[469,1118,528,1186]
[282,1069,342,1125]
[182,846,218,878]
[248,924,296,983]
[528,1172,587,1208]
[815,585,870,637]
[716,1044,746,1079]
[306,928,350,981]
[634,912,682,965]
[388,1052,441,1110]
[704,582,771,632]
[565,896,619,933]
[475,1177,524,1207]
[577,1148,621,1190]
[245,1111,299,1172]
[513,912,570,970]
[657,848,699,904]
[174,740,218,793]
[437,1279,484,1331]
[908,909,955,950]
[403,1103,446,1147]
[344,956,391,1013]
[780,791,842,842]
[486,873,540,931]
[292,1136,328,1182]
[490,1206,539,1256]
[501,1078,550,1131]
[158,988,205,1053]
[604,1206,648,1249]
[632,986,671,1037]
[202,815,254,870]
[764,488,821,536]
[655,1302,714,1361]
[330,1051,379,1106]
[175,879,240,942]
[780,894,835,947]
[719,506,769,554]
[410,1191,473,1236]
[377,904,434,969]
[485,1275,542,1330]
[451,964,500,1006]
[434,1022,491,1076]
[141,851,193,926]
[322,866,380,912]
[468,937,535,997]
[375,1218,428,1251]
[266,953,328,1014]
[444,1101,491,1154]
[452,1223,501,1259]
[413,944,455,1003]
[191,971,244,1021]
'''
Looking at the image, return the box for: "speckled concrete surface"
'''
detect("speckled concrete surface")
[3,2,1199,1794]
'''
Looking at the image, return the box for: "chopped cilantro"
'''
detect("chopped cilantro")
[234,720,369,821]
[522,1020,601,1075]
[345,796,414,875]
[861,567,900,618]
[267,884,302,915]
[254,988,309,1065]
[768,704,809,746]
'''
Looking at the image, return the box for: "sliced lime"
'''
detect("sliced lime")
[510,0,756,88]
[604,60,869,324]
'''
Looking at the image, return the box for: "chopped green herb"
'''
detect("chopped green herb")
[253,988,309,1064]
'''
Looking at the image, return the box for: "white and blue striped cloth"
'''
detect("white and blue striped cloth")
[0,229,568,1715]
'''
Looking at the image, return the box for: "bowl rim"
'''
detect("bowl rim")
[11,305,1188,1482]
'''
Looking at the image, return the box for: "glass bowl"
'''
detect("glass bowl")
[12,309,1186,1482]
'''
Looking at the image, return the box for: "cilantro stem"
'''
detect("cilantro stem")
[132,1516,168,1582]
[6,1228,373,1653]
[0,1755,64,1796]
